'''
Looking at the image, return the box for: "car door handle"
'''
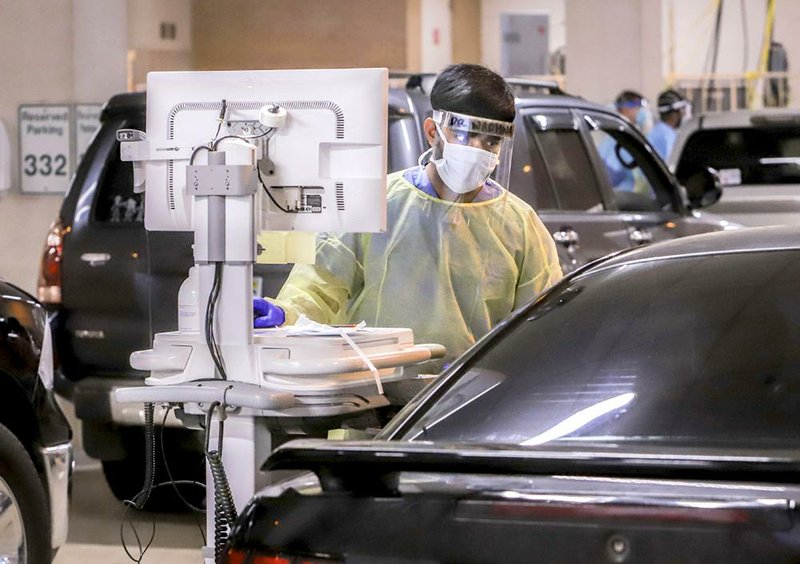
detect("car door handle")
[80,253,111,266]
[552,227,580,247]
[629,227,652,245]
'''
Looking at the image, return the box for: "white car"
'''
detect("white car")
[669,109,800,226]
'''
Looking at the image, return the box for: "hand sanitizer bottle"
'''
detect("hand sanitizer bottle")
[177,266,199,332]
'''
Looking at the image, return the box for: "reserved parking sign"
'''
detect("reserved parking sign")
[18,105,72,193]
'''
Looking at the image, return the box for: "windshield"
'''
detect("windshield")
[396,249,800,451]
[676,127,800,185]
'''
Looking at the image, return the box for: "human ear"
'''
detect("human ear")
[423,117,438,147]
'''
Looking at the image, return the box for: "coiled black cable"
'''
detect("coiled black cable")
[204,402,238,563]
[206,449,238,563]
[132,402,156,510]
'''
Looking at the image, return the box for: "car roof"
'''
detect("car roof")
[390,77,615,119]
[686,108,800,130]
[101,91,145,121]
[588,225,800,273]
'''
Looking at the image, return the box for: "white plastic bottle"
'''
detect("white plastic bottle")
[177,266,199,332]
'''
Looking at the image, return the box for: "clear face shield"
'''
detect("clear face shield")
[428,109,515,193]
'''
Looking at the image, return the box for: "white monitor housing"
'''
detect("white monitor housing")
[143,68,388,233]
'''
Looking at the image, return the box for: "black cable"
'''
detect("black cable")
[158,406,207,516]
[131,403,156,511]
[202,403,238,564]
[707,0,725,101]
[190,144,211,165]
[205,262,227,380]
[256,163,292,213]
[211,262,225,377]
[211,99,227,145]
[710,0,724,75]
[119,479,207,563]
[117,404,207,563]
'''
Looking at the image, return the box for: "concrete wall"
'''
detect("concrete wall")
[452,0,482,65]
[127,0,192,90]
[73,0,128,101]
[565,0,649,104]
[0,0,74,292]
[191,0,407,71]
[420,0,452,72]
[481,0,566,74]
[665,0,766,76]
[0,0,127,293]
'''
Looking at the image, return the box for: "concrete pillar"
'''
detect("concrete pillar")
[128,0,192,89]
[72,0,128,102]
[420,0,452,72]
[406,0,422,71]
[565,0,663,105]
[452,0,482,65]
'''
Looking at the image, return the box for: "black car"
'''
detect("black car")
[38,76,731,505]
[0,279,72,563]
[226,226,800,563]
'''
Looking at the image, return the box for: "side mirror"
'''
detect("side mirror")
[684,167,722,209]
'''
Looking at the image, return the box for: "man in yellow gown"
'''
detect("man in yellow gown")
[255,64,562,373]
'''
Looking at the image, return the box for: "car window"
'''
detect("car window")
[583,113,667,212]
[675,127,800,185]
[526,112,603,211]
[93,140,142,225]
[401,250,800,451]
[508,113,557,210]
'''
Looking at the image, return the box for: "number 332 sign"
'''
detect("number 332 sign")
[18,105,72,194]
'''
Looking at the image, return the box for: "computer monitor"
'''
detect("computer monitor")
[143,68,388,233]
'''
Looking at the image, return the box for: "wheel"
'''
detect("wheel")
[102,427,206,512]
[0,422,51,564]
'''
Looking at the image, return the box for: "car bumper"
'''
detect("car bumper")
[40,441,72,549]
[73,377,183,428]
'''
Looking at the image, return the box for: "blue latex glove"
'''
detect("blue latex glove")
[253,296,285,328]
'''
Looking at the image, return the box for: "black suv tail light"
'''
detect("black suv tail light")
[37,219,66,305]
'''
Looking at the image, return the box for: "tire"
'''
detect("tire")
[102,427,206,513]
[0,422,51,564]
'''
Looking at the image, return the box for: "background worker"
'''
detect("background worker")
[597,90,651,191]
[648,89,690,160]
[614,90,652,133]
[254,63,563,376]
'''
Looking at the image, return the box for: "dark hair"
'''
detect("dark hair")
[430,64,515,123]
[657,89,688,115]
[615,90,644,109]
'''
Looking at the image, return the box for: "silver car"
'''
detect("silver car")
[669,109,800,227]
[390,77,740,274]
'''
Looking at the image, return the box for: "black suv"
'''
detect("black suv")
[38,76,732,505]
[0,279,72,562]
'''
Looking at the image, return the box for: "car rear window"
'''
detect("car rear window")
[400,249,800,451]
[676,127,800,185]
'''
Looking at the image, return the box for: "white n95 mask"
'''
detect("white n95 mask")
[431,127,500,194]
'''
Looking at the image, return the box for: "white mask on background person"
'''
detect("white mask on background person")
[429,125,500,194]
[636,106,653,134]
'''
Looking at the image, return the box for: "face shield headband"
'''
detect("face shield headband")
[431,109,515,150]
[658,99,691,114]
